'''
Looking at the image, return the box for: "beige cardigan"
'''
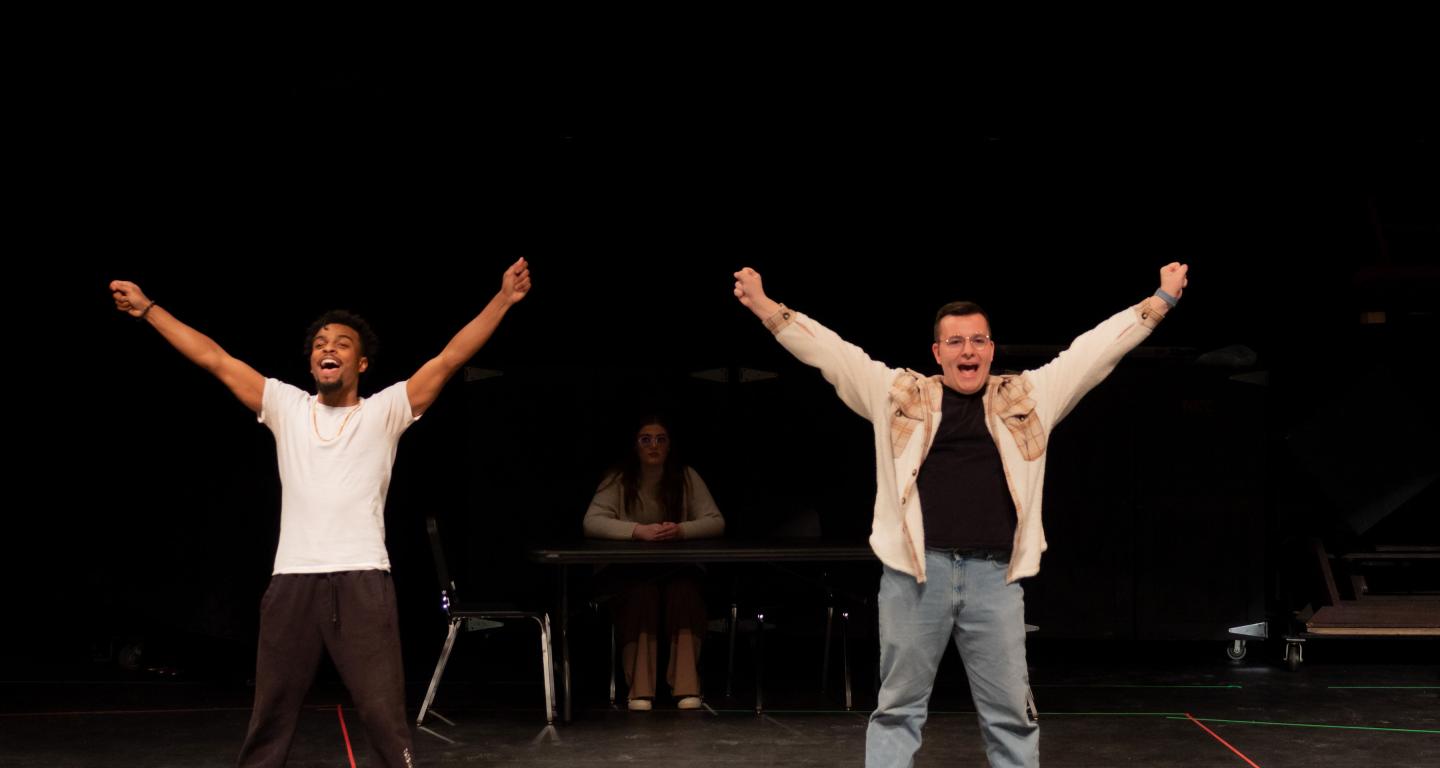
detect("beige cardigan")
[583,466,726,540]
[765,296,1170,583]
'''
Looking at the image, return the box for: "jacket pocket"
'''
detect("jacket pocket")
[887,372,930,456]
[995,377,1047,461]
[890,411,920,456]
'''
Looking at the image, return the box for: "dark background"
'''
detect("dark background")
[10,19,1436,685]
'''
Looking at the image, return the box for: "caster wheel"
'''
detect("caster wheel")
[1284,642,1302,671]
[1226,640,1247,661]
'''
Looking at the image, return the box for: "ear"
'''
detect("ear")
[931,342,942,366]
[358,356,369,373]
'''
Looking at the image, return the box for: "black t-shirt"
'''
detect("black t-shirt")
[916,385,1017,551]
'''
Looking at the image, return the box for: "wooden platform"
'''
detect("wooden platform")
[1307,600,1440,636]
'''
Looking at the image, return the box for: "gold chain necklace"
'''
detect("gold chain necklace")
[311,399,361,442]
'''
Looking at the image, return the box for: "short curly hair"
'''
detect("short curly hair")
[303,310,381,363]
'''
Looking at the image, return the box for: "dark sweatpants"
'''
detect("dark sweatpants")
[237,570,414,767]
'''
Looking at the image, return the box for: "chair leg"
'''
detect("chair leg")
[530,614,557,725]
[417,619,461,726]
[725,602,738,698]
[821,604,834,696]
[754,610,765,714]
[542,614,557,725]
[841,610,853,711]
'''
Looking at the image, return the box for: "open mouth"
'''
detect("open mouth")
[320,359,341,371]
[957,364,979,374]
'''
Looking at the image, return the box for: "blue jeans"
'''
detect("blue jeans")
[866,549,1038,767]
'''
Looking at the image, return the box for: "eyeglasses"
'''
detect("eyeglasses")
[938,334,992,350]
[637,435,670,447]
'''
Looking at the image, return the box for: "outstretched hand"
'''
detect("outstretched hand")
[110,280,153,317]
[501,258,532,305]
[1159,262,1188,300]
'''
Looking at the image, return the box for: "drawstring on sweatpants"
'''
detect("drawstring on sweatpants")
[328,573,340,629]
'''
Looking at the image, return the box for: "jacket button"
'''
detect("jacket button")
[911,469,918,476]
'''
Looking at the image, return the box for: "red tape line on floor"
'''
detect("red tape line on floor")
[336,705,357,768]
[1185,711,1261,767]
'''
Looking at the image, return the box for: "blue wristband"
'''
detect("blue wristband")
[1154,288,1178,307]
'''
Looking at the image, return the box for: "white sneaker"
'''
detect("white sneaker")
[676,696,703,710]
[627,698,652,711]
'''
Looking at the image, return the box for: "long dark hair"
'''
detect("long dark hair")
[602,414,688,523]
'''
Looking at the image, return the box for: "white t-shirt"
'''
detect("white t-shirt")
[259,378,418,574]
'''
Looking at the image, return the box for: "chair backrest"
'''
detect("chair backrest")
[426,517,458,601]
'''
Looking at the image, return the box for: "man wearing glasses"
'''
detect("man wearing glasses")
[732,263,1188,768]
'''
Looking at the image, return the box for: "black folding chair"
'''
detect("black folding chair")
[417,517,556,738]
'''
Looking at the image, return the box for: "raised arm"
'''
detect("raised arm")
[1027,262,1190,427]
[733,267,897,422]
[111,280,265,412]
[406,258,531,417]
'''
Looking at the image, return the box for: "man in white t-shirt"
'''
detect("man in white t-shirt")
[111,259,532,768]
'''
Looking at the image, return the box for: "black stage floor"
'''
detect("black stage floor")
[3,644,1436,766]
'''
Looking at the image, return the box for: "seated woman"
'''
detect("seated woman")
[583,416,725,711]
